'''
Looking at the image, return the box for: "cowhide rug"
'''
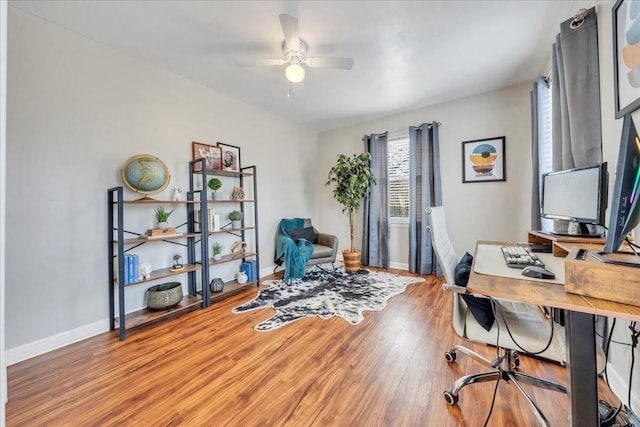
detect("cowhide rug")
[232,266,424,331]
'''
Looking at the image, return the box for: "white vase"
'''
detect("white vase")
[232,220,242,229]
[213,253,222,261]
[157,221,169,230]
[237,271,248,284]
[213,192,224,200]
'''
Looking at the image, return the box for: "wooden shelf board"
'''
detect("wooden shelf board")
[195,168,253,178]
[115,264,202,287]
[208,252,257,266]
[206,227,255,235]
[120,199,201,204]
[115,295,202,330]
[198,280,258,303]
[117,232,200,245]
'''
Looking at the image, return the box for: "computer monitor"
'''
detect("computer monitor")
[541,162,608,237]
[603,114,640,254]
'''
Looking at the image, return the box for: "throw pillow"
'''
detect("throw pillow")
[286,227,317,244]
[454,252,495,332]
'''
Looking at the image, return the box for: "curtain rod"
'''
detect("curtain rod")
[570,8,588,29]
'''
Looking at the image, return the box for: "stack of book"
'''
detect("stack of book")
[196,208,218,233]
[240,259,257,283]
[121,254,140,284]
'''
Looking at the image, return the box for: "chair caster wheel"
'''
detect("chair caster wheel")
[444,390,458,405]
[444,351,457,363]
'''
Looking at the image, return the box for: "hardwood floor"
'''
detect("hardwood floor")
[6,269,616,426]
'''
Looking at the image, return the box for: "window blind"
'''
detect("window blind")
[388,137,409,218]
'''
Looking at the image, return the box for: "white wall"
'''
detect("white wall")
[1,0,6,423]
[317,82,533,262]
[5,7,317,361]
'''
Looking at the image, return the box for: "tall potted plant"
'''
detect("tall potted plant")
[325,153,376,271]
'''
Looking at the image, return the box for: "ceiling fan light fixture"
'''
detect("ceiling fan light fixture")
[285,63,305,83]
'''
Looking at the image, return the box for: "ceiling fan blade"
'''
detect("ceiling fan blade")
[306,57,354,70]
[279,14,300,50]
[237,58,287,67]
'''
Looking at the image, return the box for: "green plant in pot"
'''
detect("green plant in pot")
[208,177,222,200]
[325,152,377,272]
[228,210,243,229]
[212,241,223,261]
[154,205,174,230]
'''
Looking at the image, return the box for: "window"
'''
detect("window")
[388,136,410,220]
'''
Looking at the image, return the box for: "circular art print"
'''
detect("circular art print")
[120,154,170,195]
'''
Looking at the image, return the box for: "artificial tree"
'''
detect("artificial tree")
[325,152,376,271]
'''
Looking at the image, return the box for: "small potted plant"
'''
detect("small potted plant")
[154,205,174,230]
[228,210,243,229]
[208,178,222,200]
[212,242,223,261]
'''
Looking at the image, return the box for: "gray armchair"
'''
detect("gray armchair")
[274,218,338,277]
[304,219,339,268]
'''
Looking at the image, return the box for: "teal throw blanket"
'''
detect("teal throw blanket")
[275,218,314,282]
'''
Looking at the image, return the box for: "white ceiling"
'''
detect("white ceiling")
[9,0,583,132]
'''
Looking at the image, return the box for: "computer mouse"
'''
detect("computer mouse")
[521,265,556,279]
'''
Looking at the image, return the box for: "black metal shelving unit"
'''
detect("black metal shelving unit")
[108,156,260,340]
[107,186,207,341]
[189,158,260,308]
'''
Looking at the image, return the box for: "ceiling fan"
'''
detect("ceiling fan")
[243,14,354,84]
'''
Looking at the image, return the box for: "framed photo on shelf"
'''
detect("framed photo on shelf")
[192,141,222,172]
[613,0,640,118]
[217,142,241,172]
[462,136,506,183]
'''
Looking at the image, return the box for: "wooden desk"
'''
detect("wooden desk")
[468,240,640,427]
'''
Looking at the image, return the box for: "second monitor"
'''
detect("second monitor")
[541,162,608,237]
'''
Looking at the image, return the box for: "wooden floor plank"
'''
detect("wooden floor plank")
[6,269,619,426]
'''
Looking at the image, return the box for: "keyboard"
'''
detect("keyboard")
[501,245,545,269]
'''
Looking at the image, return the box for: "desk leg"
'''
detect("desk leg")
[566,310,598,427]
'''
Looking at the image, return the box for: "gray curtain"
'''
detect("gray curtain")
[408,122,442,275]
[530,76,548,231]
[551,6,602,171]
[362,132,390,268]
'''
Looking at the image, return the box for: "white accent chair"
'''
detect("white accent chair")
[427,206,587,427]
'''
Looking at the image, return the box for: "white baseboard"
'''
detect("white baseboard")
[389,261,409,271]
[5,319,109,366]
[606,361,640,410]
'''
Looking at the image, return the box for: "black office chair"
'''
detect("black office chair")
[427,206,572,426]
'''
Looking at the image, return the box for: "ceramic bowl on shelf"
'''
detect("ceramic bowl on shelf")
[146,282,183,310]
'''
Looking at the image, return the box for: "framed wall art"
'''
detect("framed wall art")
[613,0,640,118]
[462,136,506,183]
[217,142,241,173]
[192,141,222,172]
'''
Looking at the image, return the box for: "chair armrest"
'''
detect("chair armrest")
[442,283,467,294]
[316,232,338,252]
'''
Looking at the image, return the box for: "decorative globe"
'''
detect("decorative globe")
[121,154,170,195]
